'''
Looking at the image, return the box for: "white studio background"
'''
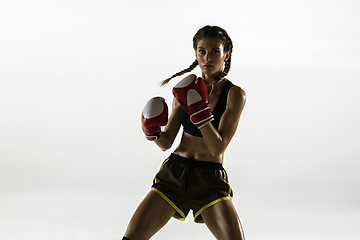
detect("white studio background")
[0,0,359,239]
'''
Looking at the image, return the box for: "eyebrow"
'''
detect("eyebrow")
[197,47,221,49]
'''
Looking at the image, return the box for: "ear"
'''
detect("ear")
[195,50,199,61]
[224,51,231,62]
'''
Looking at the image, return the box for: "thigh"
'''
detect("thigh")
[201,200,245,240]
[124,190,176,240]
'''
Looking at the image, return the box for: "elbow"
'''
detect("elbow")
[209,141,228,157]
[160,145,171,152]
[210,151,222,158]
[163,140,172,151]
[210,152,218,157]
[157,140,172,152]
[210,147,225,157]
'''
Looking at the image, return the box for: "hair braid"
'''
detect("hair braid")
[217,35,233,81]
[217,54,232,81]
[160,60,198,86]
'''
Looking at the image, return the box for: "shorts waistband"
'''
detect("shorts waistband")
[169,153,224,170]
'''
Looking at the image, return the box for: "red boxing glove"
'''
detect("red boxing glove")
[172,74,214,129]
[141,97,168,141]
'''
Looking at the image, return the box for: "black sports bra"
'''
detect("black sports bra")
[180,80,233,137]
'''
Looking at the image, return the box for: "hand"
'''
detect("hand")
[141,97,168,140]
[172,74,213,129]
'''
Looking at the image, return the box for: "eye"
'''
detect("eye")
[198,49,206,54]
[212,50,220,54]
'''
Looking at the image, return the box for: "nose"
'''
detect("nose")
[205,53,212,62]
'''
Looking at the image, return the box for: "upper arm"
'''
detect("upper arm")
[162,97,182,145]
[217,86,246,147]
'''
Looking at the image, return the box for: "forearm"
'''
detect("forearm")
[154,132,172,151]
[200,124,227,157]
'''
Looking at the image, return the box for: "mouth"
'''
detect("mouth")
[203,64,213,68]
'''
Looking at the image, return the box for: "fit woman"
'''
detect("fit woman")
[123,25,246,240]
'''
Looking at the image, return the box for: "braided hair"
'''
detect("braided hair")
[160,25,233,86]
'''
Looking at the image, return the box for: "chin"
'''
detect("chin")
[204,71,221,79]
[201,68,216,75]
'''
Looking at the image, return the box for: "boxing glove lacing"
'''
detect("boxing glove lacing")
[190,107,214,129]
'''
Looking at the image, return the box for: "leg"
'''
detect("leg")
[201,200,245,240]
[124,190,176,240]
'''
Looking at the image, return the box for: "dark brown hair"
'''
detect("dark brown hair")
[160,25,233,86]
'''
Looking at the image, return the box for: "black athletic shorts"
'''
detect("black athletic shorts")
[151,153,233,223]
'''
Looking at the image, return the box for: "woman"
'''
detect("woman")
[123,25,246,240]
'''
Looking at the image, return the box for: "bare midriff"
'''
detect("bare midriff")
[173,131,224,164]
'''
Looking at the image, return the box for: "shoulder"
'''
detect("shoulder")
[171,96,183,114]
[172,96,181,108]
[228,82,246,107]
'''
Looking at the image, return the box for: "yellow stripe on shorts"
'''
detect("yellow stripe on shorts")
[151,187,186,221]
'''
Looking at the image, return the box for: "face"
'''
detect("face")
[195,38,229,80]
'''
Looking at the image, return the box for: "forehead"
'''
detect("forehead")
[196,38,224,49]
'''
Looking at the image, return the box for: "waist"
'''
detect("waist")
[169,153,224,170]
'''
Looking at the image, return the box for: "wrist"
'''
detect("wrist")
[145,130,162,141]
[190,106,214,129]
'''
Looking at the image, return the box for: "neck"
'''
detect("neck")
[202,75,221,85]
[204,78,227,94]
[202,70,224,85]
[203,76,225,86]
